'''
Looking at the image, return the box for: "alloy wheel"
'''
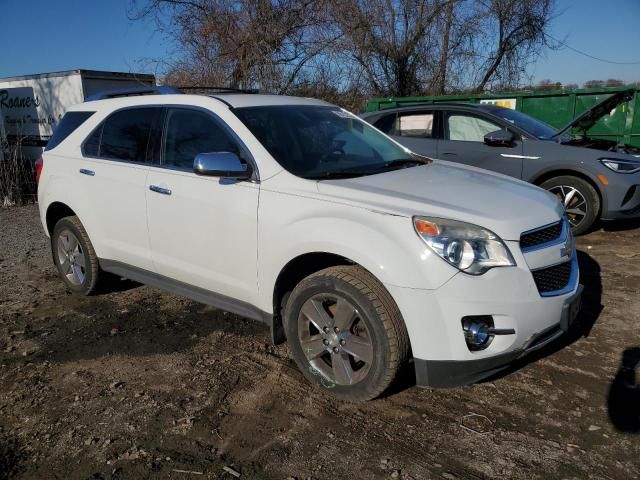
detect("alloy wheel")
[548,185,588,228]
[297,294,374,386]
[56,229,86,285]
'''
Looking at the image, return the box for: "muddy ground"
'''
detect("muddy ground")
[0,204,638,480]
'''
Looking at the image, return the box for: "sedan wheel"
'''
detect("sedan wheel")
[548,185,588,228]
[540,175,600,235]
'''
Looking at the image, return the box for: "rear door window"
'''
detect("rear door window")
[395,112,434,138]
[46,111,95,151]
[87,108,161,162]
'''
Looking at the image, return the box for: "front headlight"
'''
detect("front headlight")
[413,217,515,275]
[600,158,640,174]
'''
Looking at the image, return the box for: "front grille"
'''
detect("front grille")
[532,261,572,294]
[520,221,563,250]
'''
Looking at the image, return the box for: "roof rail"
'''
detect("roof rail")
[87,86,180,101]
[177,86,260,94]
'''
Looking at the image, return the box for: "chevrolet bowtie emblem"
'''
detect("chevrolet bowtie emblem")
[560,228,574,259]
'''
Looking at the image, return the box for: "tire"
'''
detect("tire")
[284,265,410,401]
[51,216,101,295]
[540,175,600,235]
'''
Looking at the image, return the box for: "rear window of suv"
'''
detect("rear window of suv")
[83,107,161,162]
[46,111,95,151]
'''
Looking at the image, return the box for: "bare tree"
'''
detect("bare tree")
[328,0,453,96]
[604,78,624,87]
[471,0,555,92]
[584,79,605,89]
[130,0,337,92]
[131,0,558,102]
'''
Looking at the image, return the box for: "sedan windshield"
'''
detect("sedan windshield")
[486,107,558,140]
[234,105,424,179]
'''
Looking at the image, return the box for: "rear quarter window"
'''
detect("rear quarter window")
[45,111,95,151]
[82,107,162,162]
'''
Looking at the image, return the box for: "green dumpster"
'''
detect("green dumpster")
[364,86,640,149]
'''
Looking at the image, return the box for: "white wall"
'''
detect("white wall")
[0,73,84,142]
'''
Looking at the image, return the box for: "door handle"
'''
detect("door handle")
[149,185,172,195]
[79,168,95,176]
[441,152,457,156]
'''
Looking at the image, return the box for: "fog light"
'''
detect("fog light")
[462,316,494,351]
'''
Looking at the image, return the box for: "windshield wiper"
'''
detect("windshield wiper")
[305,157,430,180]
[304,170,375,180]
[376,158,429,171]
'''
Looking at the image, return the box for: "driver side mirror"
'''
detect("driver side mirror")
[193,152,253,180]
[484,129,516,147]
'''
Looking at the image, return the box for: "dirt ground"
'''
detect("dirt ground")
[1,204,639,480]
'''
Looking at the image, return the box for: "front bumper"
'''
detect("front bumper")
[414,285,583,387]
[386,236,581,388]
[599,172,640,220]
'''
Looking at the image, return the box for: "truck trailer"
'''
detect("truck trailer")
[0,69,155,160]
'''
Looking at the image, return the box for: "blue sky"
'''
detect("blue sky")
[532,0,640,85]
[0,0,638,86]
[0,0,169,77]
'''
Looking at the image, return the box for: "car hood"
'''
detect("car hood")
[315,161,562,241]
[555,89,635,136]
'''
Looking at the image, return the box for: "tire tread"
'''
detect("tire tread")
[291,265,410,400]
[52,215,101,295]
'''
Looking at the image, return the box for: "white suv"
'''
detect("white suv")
[37,88,582,401]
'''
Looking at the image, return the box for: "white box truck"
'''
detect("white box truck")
[0,69,155,160]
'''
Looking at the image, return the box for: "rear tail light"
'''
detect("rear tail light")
[35,157,43,184]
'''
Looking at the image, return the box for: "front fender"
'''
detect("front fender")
[257,189,457,313]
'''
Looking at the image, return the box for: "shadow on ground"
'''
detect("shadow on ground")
[608,347,640,434]
[17,248,604,399]
[0,434,24,480]
[17,279,270,367]
[599,217,640,233]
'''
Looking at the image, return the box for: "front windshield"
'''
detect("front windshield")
[234,105,422,179]
[487,107,558,140]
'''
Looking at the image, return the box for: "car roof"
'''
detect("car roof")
[209,93,332,108]
[74,93,332,111]
[361,102,505,116]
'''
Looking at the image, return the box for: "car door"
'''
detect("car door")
[438,110,524,179]
[145,107,259,305]
[79,107,162,270]
[372,110,439,157]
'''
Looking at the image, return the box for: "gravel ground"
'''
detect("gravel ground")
[0,204,639,480]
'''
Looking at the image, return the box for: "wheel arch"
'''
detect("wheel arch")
[270,252,356,344]
[45,201,78,235]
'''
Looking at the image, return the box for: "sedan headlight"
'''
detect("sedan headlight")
[413,217,515,275]
[600,158,640,174]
